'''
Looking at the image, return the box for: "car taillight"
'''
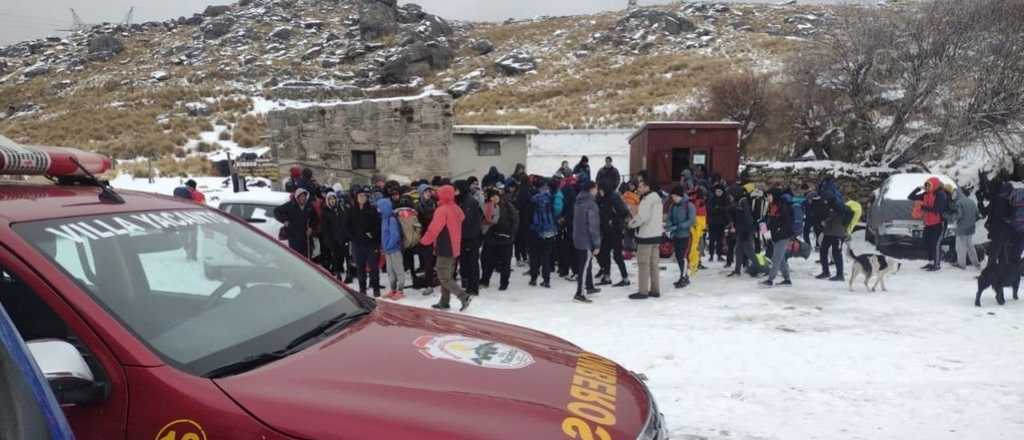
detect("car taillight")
[0,144,111,176]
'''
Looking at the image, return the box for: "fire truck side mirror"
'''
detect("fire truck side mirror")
[27,339,105,406]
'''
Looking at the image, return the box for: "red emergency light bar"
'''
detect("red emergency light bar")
[0,144,112,177]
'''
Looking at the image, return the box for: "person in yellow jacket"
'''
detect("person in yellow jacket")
[688,188,708,274]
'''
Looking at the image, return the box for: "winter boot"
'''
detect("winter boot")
[628,292,649,300]
[649,291,661,298]
[815,272,831,280]
[760,279,774,288]
[829,275,844,282]
[778,279,792,287]
[596,276,612,286]
[540,280,551,289]
[528,278,538,287]
[613,279,631,287]
[458,294,472,312]
[586,287,601,295]
[431,302,450,310]
[574,294,593,303]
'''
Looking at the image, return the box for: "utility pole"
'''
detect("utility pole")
[122,7,134,27]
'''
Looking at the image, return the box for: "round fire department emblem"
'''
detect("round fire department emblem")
[413,334,535,369]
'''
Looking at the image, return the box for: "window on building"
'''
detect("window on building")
[477,141,501,157]
[352,151,377,170]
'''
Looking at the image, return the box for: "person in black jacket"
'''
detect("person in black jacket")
[573,156,592,183]
[347,187,382,297]
[728,186,756,277]
[274,188,316,259]
[596,186,631,286]
[321,191,351,279]
[708,185,732,262]
[595,157,621,195]
[514,175,534,268]
[761,189,794,288]
[481,189,519,290]
[455,180,484,296]
[557,179,579,280]
[481,166,506,189]
[415,184,438,292]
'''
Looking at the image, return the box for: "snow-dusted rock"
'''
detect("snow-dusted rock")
[22,63,49,78]
[202,17,235,40]
[150,70,170,81]
[203,5,231,17]
[87,35,124,61]
[470,39,495,55]
[269,26,293,41]
[617,8,695,35]
[380,41,453,84]
[185,102,211,117]
[495,49,537,75]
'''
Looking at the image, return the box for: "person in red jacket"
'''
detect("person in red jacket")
[908,177,950,271]
[185,180,206,204]
[420,185,472,311]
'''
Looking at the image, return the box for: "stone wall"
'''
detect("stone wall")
[268,92,454,186]
[740,161,901,205]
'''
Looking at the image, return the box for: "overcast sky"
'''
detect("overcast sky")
[0,0,842,45]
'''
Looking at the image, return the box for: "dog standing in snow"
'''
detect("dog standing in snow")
[975,258,1022,307]
[846,246,902,292]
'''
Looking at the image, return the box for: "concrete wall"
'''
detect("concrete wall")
[267,92,454,187]
[450,133,528,180]
[528,129,632,177]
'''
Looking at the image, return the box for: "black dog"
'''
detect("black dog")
[975,258,1023,307]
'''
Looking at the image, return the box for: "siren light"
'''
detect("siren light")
[0,144,112,177]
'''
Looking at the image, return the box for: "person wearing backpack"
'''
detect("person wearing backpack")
[761,188,795,288]
[376,198,406,300]
[420,184,472,312]
[529,179,558,288]
[666,185,697,288]
[815,196,850,281]
[728,185,757,277]
[908,177,950,271]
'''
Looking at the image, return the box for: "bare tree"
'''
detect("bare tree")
[702,69,769,158]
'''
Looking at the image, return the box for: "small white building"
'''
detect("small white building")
[528,129,634,177]
[450,125,539,179]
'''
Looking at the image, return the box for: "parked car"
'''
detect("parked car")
[212,191,291,241]
[0,299,75,440]
[1,146,667,439]
[865,173,961,249]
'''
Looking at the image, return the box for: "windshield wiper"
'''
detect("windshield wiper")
[283,310,369,352]
[203,310,370,379]
[204,351,286,379]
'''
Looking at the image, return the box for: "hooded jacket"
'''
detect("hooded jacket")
[708,188,732,226]
[485,198,519,246]
[629,190,665,243]
[420,185,465,258]
[908,177,948,227]
[572,190,602,251]
[377,198,402,254]
[416,184,437,228]
[321,195,350,251]
[458,182,484,243]
[481,166,506,189]
[767,190,795,242]
[598,191,630,237]
[955,195,979,236]
[732,193,755,238]
[274,188,316,249]
[666,194,697,239]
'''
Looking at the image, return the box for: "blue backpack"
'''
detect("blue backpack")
[531,192,557,239]
[790,196,806,237]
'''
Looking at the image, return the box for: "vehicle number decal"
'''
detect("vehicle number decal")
[414,334,535,369]
[155,419,207,440]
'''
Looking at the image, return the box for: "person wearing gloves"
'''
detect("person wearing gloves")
[481,188,519,291]
[377,198,406,300]
[347,187,382,297]
[666,185,697,288]
[628,178,665,300]
[420,185,472,312]
[572,181,602,303]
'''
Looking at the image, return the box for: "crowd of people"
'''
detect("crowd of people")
[263,157,1024,311]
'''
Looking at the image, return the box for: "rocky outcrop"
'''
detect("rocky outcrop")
[87,35,124,61]
[616,9,695,35]
[495,50,537,75]
[203,5,231,17]
[380,41,454,84]
[470,39,494,55]
[202,17,235,40]
[359,0,399,40]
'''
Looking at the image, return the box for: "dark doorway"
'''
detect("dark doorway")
[671,148,691,182]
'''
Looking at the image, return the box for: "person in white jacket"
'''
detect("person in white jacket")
[628,179,665,299]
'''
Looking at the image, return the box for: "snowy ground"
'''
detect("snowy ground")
[392,231,1024,440]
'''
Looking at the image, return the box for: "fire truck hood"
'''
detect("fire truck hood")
[213,302,650,440]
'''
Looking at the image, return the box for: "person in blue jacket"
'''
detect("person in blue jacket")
[377,198,405,299]
[666,185,697,288]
